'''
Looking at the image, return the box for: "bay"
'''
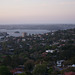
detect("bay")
[0,29,50,37]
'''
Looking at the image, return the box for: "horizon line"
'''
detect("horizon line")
[0,24,75,25]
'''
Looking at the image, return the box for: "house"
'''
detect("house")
[46,33,48,36]
[22,32,27,37]
[20,45,23,48]
[72,64,75,67]
[46,50,55,53]
[22,39,26,41]
[42,52,48,57]
[68,64,75,68]
[10,68,24,75]
[57,60,64,67]
[9,49,14,51]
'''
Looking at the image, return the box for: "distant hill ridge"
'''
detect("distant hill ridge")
[0,24,75,30]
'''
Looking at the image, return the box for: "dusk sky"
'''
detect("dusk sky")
[0,0,75,24]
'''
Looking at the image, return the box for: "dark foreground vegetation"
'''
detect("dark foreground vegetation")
[0,28,75,75]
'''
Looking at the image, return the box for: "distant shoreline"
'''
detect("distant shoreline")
[0,24,75,31]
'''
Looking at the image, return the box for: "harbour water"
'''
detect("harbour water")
[0,29,50,37]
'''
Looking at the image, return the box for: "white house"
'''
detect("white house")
[68,64,75,67]
[46,50,55,53]
[72,64,75,67]
[57,60,64,67]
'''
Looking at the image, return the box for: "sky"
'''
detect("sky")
[0,0,75,24]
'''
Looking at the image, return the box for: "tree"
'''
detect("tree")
[2,55,11,66]
[24,60,34,72]
[33,64,47,75]
[48,67,53,74]
[0,66,12,75]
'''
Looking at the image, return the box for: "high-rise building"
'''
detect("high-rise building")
[22,32,27,37]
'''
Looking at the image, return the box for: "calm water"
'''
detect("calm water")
[0,29,50,37]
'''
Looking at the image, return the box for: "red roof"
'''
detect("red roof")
[10,68,23,74]
[42,52,48,57]
[64,72,75,75]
